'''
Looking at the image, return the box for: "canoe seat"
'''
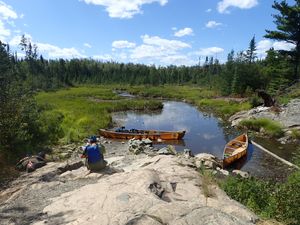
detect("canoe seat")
[232,148,245,155]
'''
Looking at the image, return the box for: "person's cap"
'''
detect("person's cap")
[89,136,97,142]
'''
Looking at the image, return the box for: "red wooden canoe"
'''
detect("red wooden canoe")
[99,129,185,140]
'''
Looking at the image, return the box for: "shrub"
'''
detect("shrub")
[220,172,300,225]
[249,96,263,107]
[239,118,284,138]
[290,129,300,140]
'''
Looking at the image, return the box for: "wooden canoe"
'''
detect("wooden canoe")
[223,133,248,168]
[99,129,186,140]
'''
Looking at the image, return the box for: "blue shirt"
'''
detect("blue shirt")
[85,144,103,163]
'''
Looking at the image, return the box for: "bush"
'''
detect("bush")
[239,118,284,138]
[220,172,300,225]
[291,129,300,140]
[249,96,263,107]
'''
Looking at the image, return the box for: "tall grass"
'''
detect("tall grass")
[239,118,284,138]
[124,85,250,117]
[36,86,162,143]
[197,99,251,117]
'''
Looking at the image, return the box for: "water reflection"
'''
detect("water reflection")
[113,101,235,158]
[112,101,295,179]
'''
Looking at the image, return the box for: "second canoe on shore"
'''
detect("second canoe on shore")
[223,133,248,168]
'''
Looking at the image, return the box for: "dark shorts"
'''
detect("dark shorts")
[87,160,107,172]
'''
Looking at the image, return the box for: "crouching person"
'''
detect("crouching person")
[81,136,107,172]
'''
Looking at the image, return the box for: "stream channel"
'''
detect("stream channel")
[113,98,297,180]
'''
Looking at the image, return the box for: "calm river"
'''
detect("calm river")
[113,101,296,179]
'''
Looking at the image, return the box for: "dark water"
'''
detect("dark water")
[113,101,297,179]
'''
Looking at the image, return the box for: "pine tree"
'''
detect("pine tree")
[245,36,257,64]
[265,0,300,80]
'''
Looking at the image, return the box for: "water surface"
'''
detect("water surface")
[113,101,297,179]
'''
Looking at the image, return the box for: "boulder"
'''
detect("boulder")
[157,146,176,155]
[194,153,216,161]
[194,153,218,170]
[128,138,153,155]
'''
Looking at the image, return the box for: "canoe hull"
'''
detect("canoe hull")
[223,134,248,168]
[99,129,185,140]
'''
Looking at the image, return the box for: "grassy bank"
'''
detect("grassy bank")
[124,85,251,117]
[36,86,162,143]
[239,118,284,138]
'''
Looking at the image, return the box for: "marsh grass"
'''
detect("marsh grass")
[239,118,284,138]
[197,99,251,117]
[36,86,162,143]
[124,85,250,117]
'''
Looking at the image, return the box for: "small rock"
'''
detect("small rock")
[194,153,216,161]
[232,170,250,179]
[121,142,125,144]
[157,146,176,155]
[219,169,229,176]
[183,149,194,158]
[203,160,217,170]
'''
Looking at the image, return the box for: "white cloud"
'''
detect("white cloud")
[205,20,222,28]
[174,27,194,37]
[273,41,295,51]
[82,0,168,19]
[129,35,192,65]
[206,8,212,13]
[0,1,19,41]
[160,55,196,66]
[0,20,10,40]
[92,54,112,61]
[256,39,295,58]
[9,35,85,59]
[195,47,224,56]
[9,34,32,46]
[171,27,177,31]
[217,0,258,14]
[0,1,18,20]
[112,40,136,48]
[84,43,92,48]
[36,43,86,58]
[142,34,191,49]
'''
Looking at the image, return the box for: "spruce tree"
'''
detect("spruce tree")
[265,0,300,80]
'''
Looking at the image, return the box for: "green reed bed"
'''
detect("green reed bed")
[36,86,162,143]
[239,118,284,138]
[124,85,250,117]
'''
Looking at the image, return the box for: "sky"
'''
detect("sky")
[0,0,296,66]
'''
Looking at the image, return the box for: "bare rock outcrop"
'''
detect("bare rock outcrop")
[32,155,257,225]
[230,98,300,130]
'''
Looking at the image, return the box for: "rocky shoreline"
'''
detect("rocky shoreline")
[0,139,256,225]
[229,98,300,143]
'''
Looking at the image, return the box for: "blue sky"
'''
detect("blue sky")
[0,0,296,65]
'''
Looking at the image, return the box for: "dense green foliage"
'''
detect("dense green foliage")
[0,41,63,161]
[221,170,300,225]
[239,118,284,138]
[265,0,300,80]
